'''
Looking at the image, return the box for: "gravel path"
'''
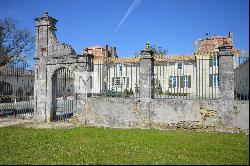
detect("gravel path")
[0,118,79,129]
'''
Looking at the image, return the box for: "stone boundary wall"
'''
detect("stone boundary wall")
[77,97,249,133]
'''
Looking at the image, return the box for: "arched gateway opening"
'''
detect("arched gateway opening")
[52,67,75,121]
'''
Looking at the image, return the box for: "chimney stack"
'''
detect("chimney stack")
[110,47,113,57]
[228,32,233,39]
[110,46,117,57]
[228,32,234,45]
[105,44,109,57]
[114,47,117,57]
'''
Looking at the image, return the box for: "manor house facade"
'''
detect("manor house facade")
[88,33,240,98]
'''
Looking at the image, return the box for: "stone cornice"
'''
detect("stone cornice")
[218,43,234,56]
[140,49,153,59]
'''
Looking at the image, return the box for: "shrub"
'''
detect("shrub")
[161,90,189,96]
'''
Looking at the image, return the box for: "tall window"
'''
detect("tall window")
[177,62,183,69]
[123,77,129,86]
[184,75,189,88]
[213,74,219,87]
[170,76,178,88]
[213,56,218,66]
[112,77,121,86]
[112,77,129,86]
[117,64,123,76]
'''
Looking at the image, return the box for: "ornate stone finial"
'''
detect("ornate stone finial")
[44,10,48,17]
[145,41,150,50]
[218,41,233,53]
[140,41,153,59]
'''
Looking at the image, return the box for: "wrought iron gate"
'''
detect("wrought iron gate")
[52,67,76,121]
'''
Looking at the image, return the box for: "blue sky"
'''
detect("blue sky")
[0,0,249,57]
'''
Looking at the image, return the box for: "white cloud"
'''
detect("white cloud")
[114,0,143,32]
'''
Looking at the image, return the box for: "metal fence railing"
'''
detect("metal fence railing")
[0,60,34,118]
[234,50,249,101]
[154,53,219,100]
[0,98,34,118]
[89,58,140,98]
[86,50,248,101]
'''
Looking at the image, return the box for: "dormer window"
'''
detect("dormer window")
[177,62,183,70]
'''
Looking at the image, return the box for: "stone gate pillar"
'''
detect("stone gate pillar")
[74,54,93,119]
[139,42,154,99]
[218,42,235,127]
[34,11,58,122]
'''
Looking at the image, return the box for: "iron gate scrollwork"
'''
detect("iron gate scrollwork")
[52,67,76,121]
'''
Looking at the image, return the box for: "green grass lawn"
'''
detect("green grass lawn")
[0,126,248,165]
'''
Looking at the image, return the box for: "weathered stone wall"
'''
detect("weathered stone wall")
[80,98,149,129]
[234,101,249,131]
[78,97,249,133]
[34,12,91,122]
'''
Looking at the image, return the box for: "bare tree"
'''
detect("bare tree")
[150,44,168,57]
[0,17,34,66]
[134,44,168,58]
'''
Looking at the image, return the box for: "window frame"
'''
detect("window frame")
[177,62,183,70]
[170,76,178,88]
[213,74,219,87]
[213,56,218,67]
[122,77,129,86]
[112,77,121,86]
[184,75,189,88]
